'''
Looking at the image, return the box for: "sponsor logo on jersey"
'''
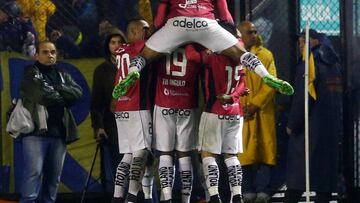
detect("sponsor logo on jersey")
[161,108,191,117]
[164,88,170,96]
[173,18,208,29]
[115,112,130,119]
[217,115,240,121]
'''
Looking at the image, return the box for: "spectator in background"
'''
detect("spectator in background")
[285,29,343,203]
[49,25,82,59]
[81,18,116,57]
[0,0,36,56]
[90,28,126,195]
[237,21,277,203]
[17,0,56,41]
[19,41,83,203]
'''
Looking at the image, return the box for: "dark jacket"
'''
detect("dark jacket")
[286,43,343,192]
[90,59,118,144]
[19,63,83,144]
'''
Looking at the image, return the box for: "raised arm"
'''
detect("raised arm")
[215,0,234,23]
[154,0,170,29]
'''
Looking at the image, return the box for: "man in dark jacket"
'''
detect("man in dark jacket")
[90,28,126,194]
[285,29,343,203]
[19,41,83,203]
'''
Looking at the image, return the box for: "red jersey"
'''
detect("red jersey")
[154,0,233,28]
[201,51,246,115]
[114,41,152,111]
[154,44,202,109]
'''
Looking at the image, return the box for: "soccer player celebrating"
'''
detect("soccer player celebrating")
[112,0,293,99]
[111,18,154,203]
[152,44,202,203]
[198,26,246,203]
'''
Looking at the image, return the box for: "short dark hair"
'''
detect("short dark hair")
[35,41,56,53]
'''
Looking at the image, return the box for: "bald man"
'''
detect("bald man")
[237,21,277,203]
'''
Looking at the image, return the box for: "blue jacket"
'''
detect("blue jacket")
[286,43,343,192]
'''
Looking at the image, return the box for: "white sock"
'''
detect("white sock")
[202,156,219,196]
[240,52,269,77]
[158,155,174,201]
[225,156,242,196]
[178,156,193,203]
[113,153,132,198]
[142,166,154,199]
[128,150,148,197]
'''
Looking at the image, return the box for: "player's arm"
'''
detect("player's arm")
[154,0,170,29]
[217,68,247,104]
[230,68,247,100]
[215,0,234,24]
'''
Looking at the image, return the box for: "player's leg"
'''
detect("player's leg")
[221,44,294,95]
[123,110,153,203]
[175,108,199,203]
[127,149,149,203]
[221,116,244,203]
[112,115,134,203]
[112,153,132,203]
[177,151,193,203]
[196,20,293,96]
[223,154,243,203]
[201,152,222,203]
[158,151,175,203]
[153,105,178,202]
[197,112,224,203]
[142,153,155,202]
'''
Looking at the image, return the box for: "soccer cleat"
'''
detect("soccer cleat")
[209,195,222,203]
[111,197,125,203]
[112,71,140,99]
[232,194,244,203]
[127,193,138,203]
[263,75,294,95]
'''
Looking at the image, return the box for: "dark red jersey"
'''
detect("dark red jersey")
[113,41,152,111]
[154,44,202,109]
[201,51,246,115]
[154,0,233,28]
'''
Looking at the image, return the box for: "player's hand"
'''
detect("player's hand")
[95,128,108,141]
[286,127,292,135]
[217,94,233,105]
[241,88,250,96]
[110,98,117,113]
[244,104,259,120]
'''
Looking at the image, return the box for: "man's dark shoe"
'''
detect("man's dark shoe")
[233,194,244,203]
[209,195,222,203]
[127,193,138,203]
[111,197,125,203]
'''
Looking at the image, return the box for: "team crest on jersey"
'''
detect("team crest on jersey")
[179,0,206,9]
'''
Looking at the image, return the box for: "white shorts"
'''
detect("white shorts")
[115,110,152,154]
[146,17,238,54]
[198,112,243,155]
[153,105,199,152]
